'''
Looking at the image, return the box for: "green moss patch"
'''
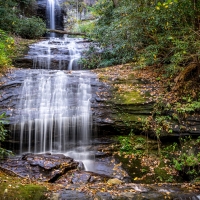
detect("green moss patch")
[0,170,47,200]
[114,90,146,105]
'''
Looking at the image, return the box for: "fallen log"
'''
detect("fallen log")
[47,29,87,36]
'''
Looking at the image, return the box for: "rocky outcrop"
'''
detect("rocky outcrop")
[171,114,200,136]
[0,153,79,182]
[93,66,200,138]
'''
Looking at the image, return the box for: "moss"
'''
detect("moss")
[0,170,47,200]
[98,75,109,82]
[154,167,173,182]
[115,90,146,105]
[114,113,147,128]
[115,155,150,183]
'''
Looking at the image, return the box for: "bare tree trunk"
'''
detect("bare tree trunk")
[112,0,118,8]
[193,0,200,31]
[48,29,87,36]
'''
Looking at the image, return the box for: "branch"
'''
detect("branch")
[47,29,87,36]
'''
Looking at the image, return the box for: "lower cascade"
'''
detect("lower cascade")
[12,70,93,154]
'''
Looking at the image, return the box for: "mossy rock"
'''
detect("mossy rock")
[0,170,47,200]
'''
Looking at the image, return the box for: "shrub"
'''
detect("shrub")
[0,29,15,69]
[0,1,18,33]
[15,17,46,39]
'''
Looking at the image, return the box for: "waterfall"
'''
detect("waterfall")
[46,0,61,37]
[14,69,93,154]
[9,0,95,169]
[11,33,94,155]
[27,38,83,70]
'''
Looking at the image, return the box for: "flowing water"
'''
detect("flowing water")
[13,70,94,154]
[46,0,61,37]
[0,0,98,171]
[26,37,83,70]
[8,36,97,170]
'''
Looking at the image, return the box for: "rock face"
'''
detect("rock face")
[93,66,200,138]
[1,68,200,141]
[0,68,112,138]
[0,153,79,182]
[171,114,200,136]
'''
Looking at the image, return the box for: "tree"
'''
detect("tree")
[0,0,46,38]
[88,0,200,77]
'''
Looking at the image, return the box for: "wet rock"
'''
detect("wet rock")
[58,190,92,200]
[0,153,78,182]
[55,170,111,185]
[13,58,33,68]
[124,183,150,193]
[95,192,112,200]
[77,161,85,170]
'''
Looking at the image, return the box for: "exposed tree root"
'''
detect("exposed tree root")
[173,62,200,92]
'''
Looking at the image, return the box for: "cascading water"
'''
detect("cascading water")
[8,0,95,171]
[9,32,96,170]
[46,0,61,37]
[13,70,93,154]
[27,37,83,70]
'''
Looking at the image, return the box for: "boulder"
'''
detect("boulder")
[0,153,79,182]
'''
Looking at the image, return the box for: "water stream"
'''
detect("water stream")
[26,37,83,70]
[13,70,93,154]
[7,35,96,171]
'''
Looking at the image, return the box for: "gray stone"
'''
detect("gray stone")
[59,190,92,200]
[95,192,112,200]
[0,153,78,182]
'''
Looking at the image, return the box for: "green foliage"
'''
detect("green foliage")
[15,17,46,39]
[74,20,95,34]
[0,29,15,69]
[0,0,46,39]
[118,136,133,153]
[162,136,200,180]
[0,113,12,159]
[176,101,200,114]
[0,0,18,33]
[117,131,146,156]
[85,0,200,72]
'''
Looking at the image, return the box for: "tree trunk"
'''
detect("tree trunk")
[193,0,200,31]
[48,29,87,36]
[112,0,118,8]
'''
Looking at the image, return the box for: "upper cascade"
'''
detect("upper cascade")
[25,37,90,70]
[36,0,64,31]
